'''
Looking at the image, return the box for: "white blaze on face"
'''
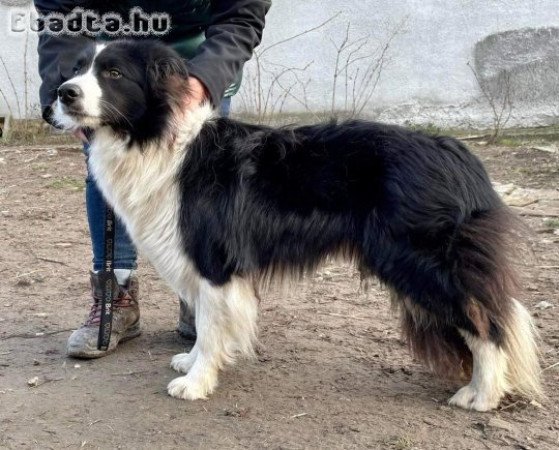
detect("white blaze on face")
[53,44,107,128]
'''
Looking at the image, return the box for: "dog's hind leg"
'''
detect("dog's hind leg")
[447,209,542,410]
[448,327,509,411]
[400,295,510,412]
[396,287,540,411]
[449,298,541,411]
[167,276,258,400]
[380,208,541,411]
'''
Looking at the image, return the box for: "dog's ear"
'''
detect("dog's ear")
[146,45,190,108]
[148,55,189,84]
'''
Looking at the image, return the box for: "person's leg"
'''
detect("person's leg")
[85,153,137,273]
[218,97,232,117]
[67,144,141,358]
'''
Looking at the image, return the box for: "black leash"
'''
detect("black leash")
[97,205,116,351]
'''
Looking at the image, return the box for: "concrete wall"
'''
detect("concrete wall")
[1,0,558,128]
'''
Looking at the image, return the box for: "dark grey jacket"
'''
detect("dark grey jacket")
[34,0,270,122]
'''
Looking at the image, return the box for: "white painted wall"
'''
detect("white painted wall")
[1,0,558,128]
[237,0,559,127]
[0,3,41,118]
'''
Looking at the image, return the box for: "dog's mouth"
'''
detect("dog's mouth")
[55,102,102,130]
[61,105,97,120]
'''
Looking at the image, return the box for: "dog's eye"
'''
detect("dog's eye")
[73,66,80,75]
[105,69,122,79]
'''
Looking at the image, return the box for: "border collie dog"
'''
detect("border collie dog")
[53,40,542,411]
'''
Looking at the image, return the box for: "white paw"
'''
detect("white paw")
[170,351,197,374]
[167,370,217,401]
[448,384,502,412]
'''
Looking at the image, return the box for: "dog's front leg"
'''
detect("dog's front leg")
[167,279,225,400]
[167,276,258,400]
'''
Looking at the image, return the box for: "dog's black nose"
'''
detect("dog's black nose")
[58,84,83,105]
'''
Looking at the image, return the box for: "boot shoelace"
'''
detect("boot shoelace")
[85,289,135,326]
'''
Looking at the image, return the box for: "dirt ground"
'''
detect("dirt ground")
[0,141,558,450]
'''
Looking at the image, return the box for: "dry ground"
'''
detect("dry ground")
[0,141,558,449]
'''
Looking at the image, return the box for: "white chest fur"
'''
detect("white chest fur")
[87,104,214,295]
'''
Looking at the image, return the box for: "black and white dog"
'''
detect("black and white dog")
[53,40,542,411]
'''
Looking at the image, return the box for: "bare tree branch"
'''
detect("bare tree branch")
[0,55,22,117]
[468,62,514,143]
[240,16,405,123]
[259,12,342,57]
[243,14,341,122]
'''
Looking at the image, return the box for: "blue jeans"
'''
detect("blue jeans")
[85,98,231,271]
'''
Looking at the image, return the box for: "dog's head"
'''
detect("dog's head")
[53,40,189,143]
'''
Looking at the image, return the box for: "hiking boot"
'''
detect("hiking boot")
[177,299,197,340]
[67,271,141,358]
